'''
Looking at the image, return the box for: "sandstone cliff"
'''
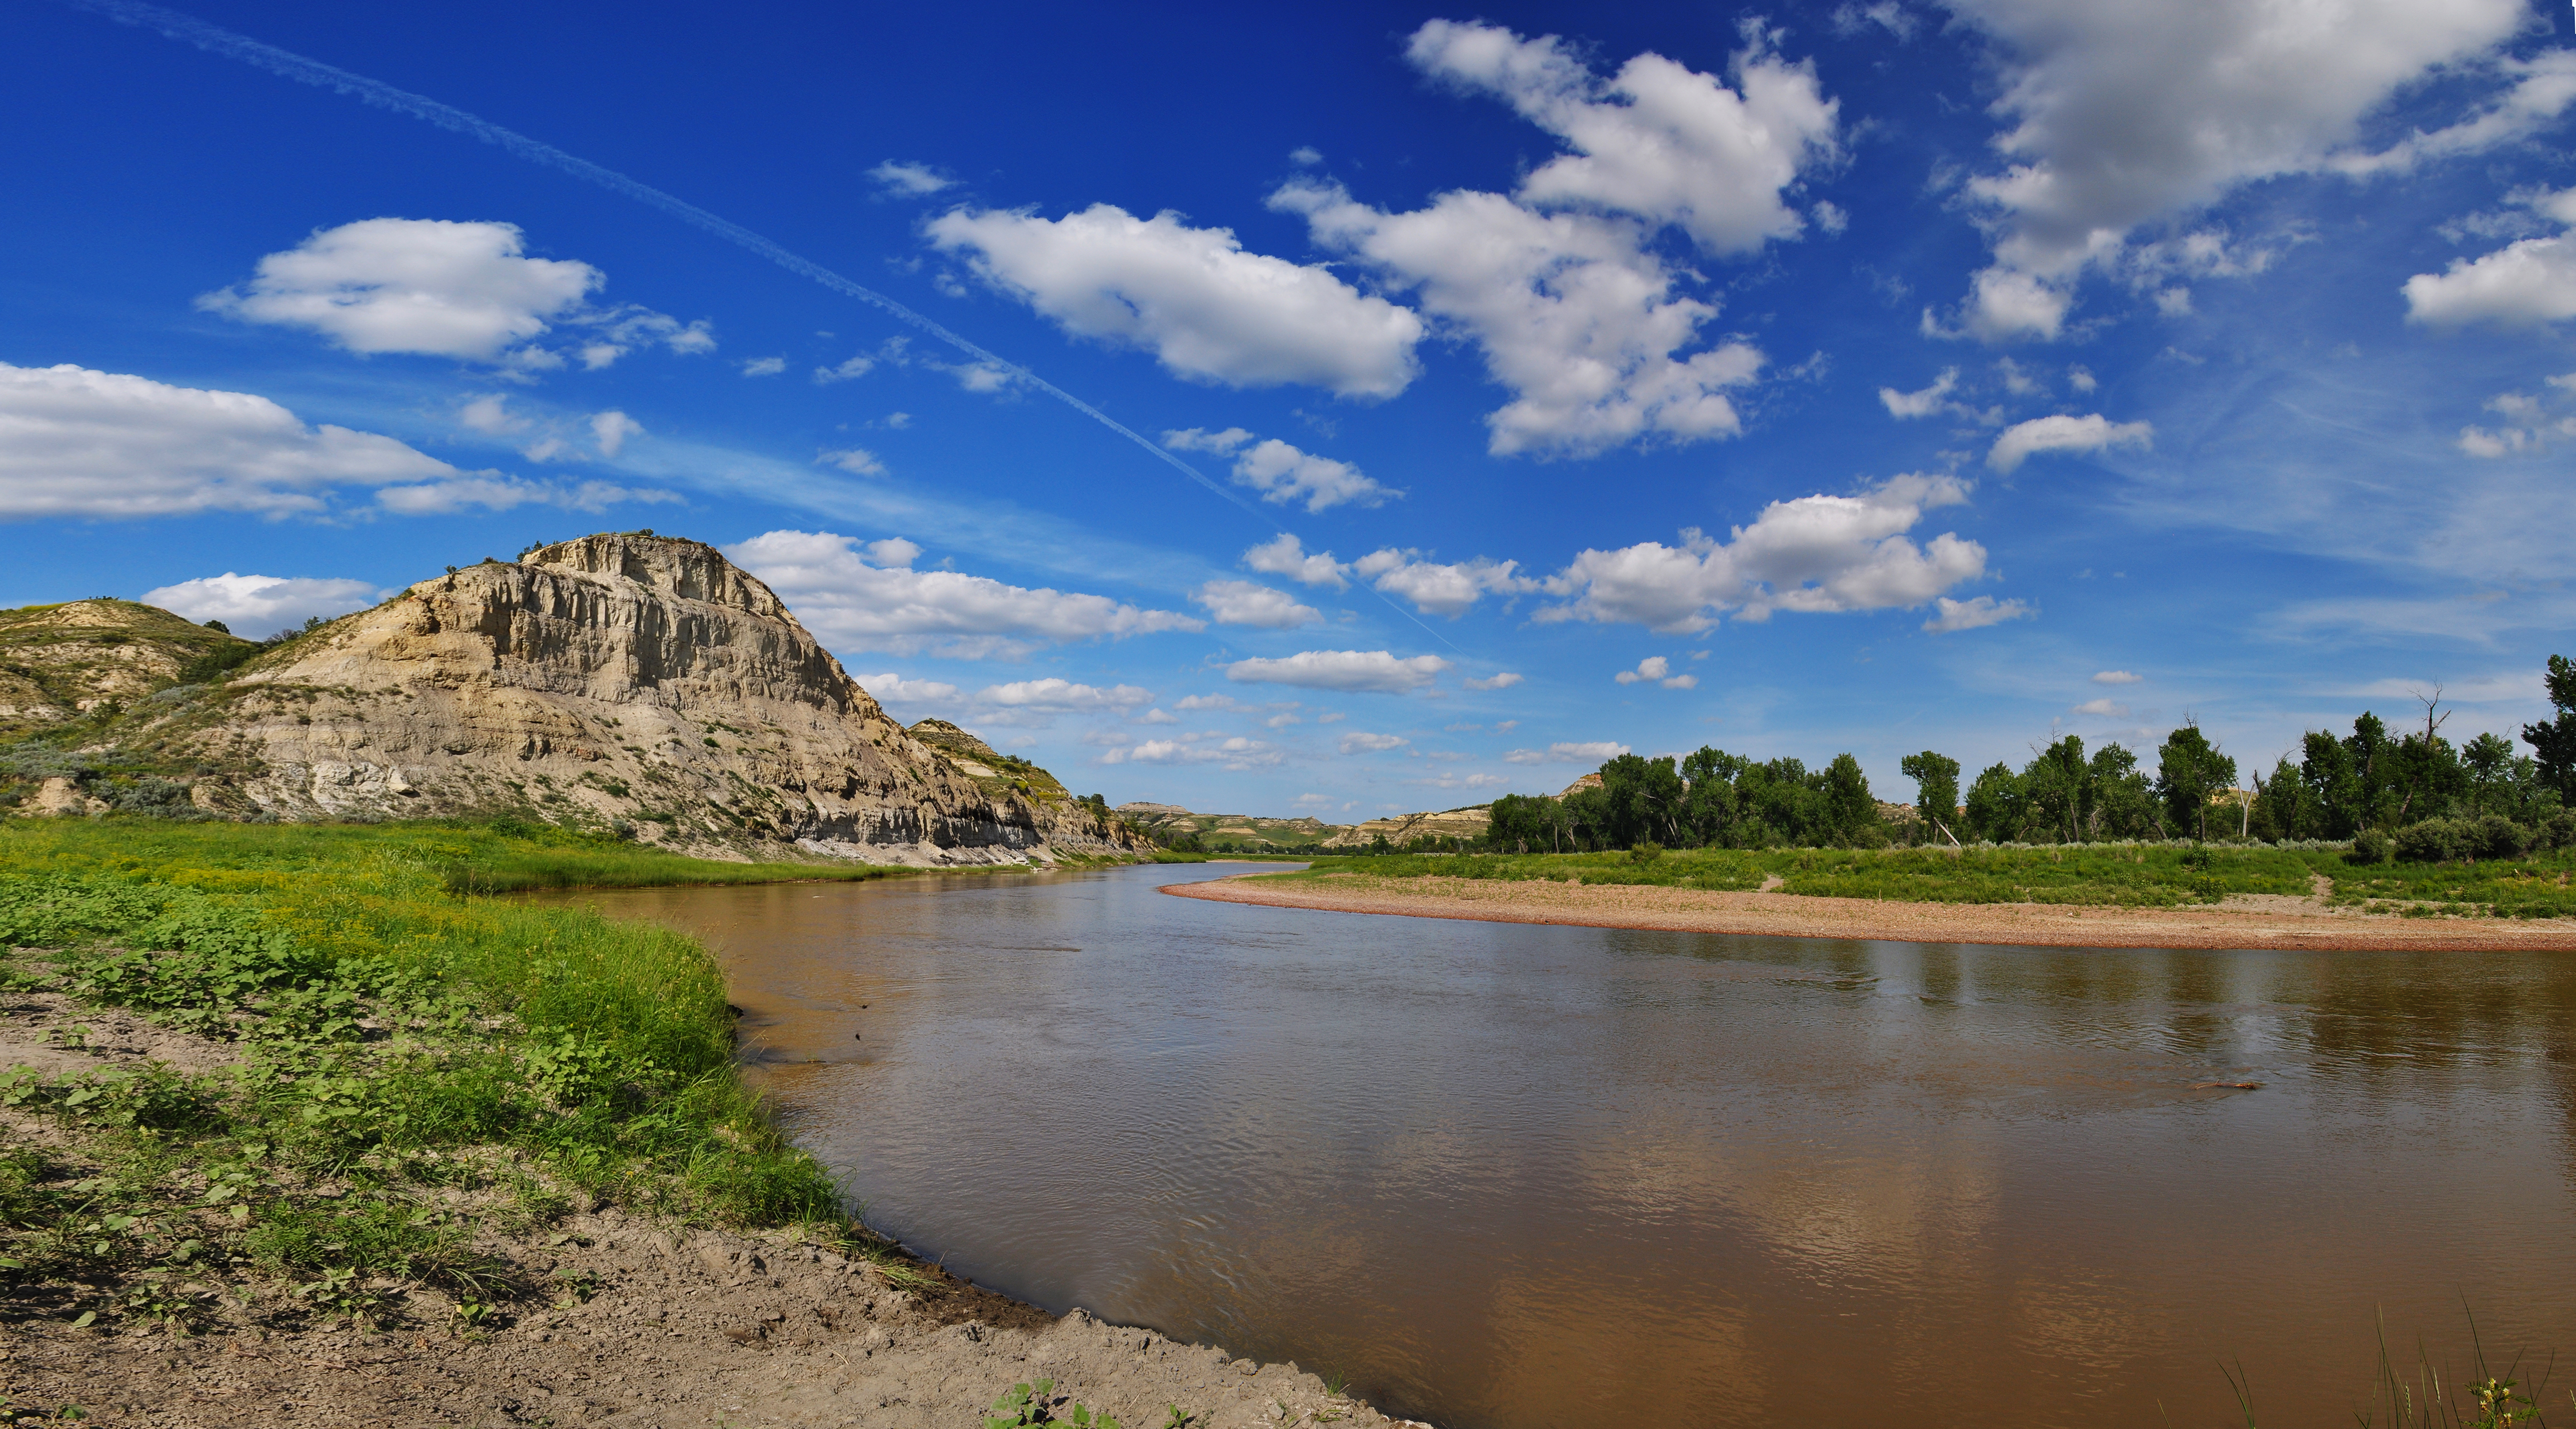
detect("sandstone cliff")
[127,533,1144,864]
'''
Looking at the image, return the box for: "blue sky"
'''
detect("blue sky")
[5,0,2573,818]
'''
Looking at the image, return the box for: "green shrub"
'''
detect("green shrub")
[2469,814,2535,859]
[2393,819,2463,864]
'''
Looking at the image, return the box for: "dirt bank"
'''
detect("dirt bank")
[0,988,1423,1429]
[1166,871,2576,951]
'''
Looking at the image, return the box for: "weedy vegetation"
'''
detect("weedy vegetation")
[0,816,933,1337]
[2215,1309,2561,1428]
[986,1378,1120,1428]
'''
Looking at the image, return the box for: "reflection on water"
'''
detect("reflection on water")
[548,865,2576,1429]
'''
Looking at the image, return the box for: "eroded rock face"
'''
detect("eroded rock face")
[164,534,1143,864]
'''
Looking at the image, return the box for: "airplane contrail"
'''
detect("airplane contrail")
[56,0,1472,654]
[58,0,1276,519]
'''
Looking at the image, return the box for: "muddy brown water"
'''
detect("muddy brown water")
[548,864,2576,1428]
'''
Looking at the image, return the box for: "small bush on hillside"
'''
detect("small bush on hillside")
[2544,809,2576,851]
[2469,813,2535,859]
[112,777,210,820]
[2393,819,2463,864]
[2346,829,2390,865]
[2393,815,2535,863]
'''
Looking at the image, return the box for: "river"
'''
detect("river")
[555,862,2576,1428]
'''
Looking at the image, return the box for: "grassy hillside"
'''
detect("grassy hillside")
[906,719,1070,805]
[0,599,254,737]
[1116,803,1349,852]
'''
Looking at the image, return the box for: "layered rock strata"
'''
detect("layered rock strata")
[158,533,1144,864]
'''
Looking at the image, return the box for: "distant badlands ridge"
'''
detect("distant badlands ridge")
[0,532,1145,865]
[1119,791,1597,850]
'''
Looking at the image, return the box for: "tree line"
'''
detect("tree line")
[1478,655,2576,862]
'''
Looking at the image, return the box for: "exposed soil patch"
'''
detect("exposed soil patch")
[0,991,238,1079]
[1168,871,2576,951]
[0,994,1422,1428]
[0,1219,1411,1428]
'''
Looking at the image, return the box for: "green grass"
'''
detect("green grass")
[1273,843,2576,913]
[2328,857,2576,919]
[0,815,941,1332]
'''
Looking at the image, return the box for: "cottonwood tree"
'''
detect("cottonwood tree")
[2525,654,2576,803]
[2154,721,2237,840]
[1899,751,1961,846]
[1963,761,2028,842]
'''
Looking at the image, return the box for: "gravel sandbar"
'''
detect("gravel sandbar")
[1165,872,2576,951]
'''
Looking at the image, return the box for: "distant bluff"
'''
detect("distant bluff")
[99,532,1145,864]
[0,599,250,729]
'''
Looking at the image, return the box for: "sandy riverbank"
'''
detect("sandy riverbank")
[1166,871,2576,951]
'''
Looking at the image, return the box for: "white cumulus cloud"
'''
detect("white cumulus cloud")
[1163,429,1399,512]
[197,219,710,372]
[974,678,1153,711]
[1613,656,1697,689]
[1253,21,1833,456]
[2092,669,2142,685]
[141,573,383,640]
[1097,734,1281,770]
[851,672,965,705]
[1338,732,1409,754]
[1987,413,2153,473]
[1192,579,1321,628]
[1539,473,1991,633]
[1879,368,1959,419]
[1352,547,1538,618]
[1406,18,1839,255]
[2405,192,2576,329]
[1243,532,1351,589]
[1936,0,2537,340]
[925,204,1424,398]
[1274,180,1764,458]
[726,530,1204,659]
[1463,672,1524,691]
[1225,649,1452,694]
[0,361,463,518]
[2071,696,2130,717]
